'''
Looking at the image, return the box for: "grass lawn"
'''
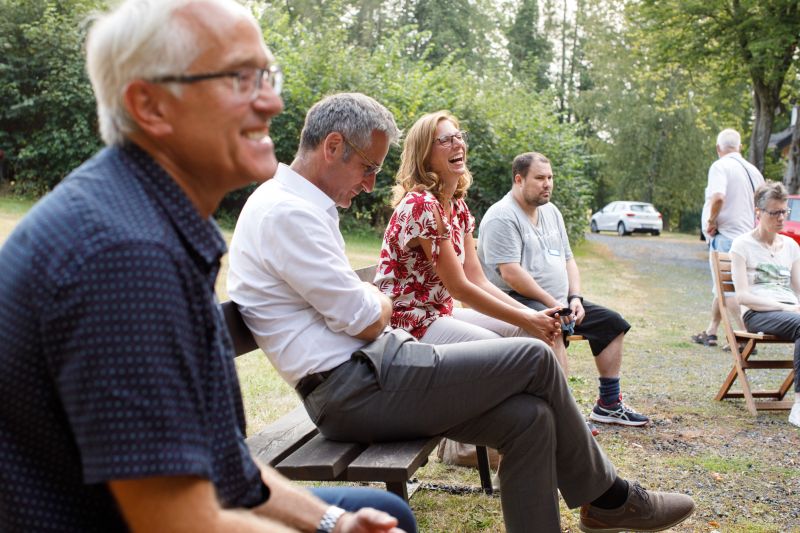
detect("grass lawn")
[2,195,798,532]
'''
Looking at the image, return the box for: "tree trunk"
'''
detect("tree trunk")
[748,81,779,173]
[785,107,800,194]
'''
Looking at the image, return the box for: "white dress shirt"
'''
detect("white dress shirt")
[227,164,382,386]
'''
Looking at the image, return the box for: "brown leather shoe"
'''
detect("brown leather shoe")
[579,482,695,532]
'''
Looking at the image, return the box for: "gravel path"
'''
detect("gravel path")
[586,232,709,275]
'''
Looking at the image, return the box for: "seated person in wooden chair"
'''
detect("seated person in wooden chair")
[730,182,800,427]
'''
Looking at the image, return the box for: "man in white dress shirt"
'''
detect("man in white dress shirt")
[227,93,695,533]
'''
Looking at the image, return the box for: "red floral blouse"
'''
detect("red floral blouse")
[374,190,475,338]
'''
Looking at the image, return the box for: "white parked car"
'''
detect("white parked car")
[590,201,663,236]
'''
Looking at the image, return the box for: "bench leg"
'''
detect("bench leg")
[386,481,409,502]
[475,446,493,495]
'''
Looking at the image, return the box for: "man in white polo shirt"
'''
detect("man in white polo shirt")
[692,128,764,348]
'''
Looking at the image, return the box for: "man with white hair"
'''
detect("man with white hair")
[692,128,765,348]
[0,1,413,531]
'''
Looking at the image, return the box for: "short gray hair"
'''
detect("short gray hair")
[86,0,253,146]
[754,181,787,210]
[716,128,741,151]
[297,93,401,158]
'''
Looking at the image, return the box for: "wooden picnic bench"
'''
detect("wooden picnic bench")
[224,264,493,502]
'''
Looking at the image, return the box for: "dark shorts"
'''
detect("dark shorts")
[508,292,631,356]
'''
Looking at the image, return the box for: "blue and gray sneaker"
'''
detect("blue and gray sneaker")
[590,395,650,426]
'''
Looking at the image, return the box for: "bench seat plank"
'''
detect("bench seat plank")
[246,405,318,466]
[346,437,441,482]
[276,434,366,480]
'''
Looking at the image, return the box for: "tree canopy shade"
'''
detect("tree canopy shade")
[574,2,714,231]
[506,0,553,90]
[635,0,800,173]
[251,2,594,241]
[0,0,591,240]
[0,0,103,194]
[12,0,799,236]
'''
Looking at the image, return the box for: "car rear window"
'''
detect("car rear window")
[630,204,656,213]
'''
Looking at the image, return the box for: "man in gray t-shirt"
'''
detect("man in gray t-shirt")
[478,152,649,428]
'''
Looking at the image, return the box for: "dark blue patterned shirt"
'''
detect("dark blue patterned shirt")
[0,144,266,531]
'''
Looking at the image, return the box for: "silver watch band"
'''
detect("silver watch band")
[316,505,345,533]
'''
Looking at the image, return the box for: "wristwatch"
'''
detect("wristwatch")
[316,505,346,533]
[567,294,583,304]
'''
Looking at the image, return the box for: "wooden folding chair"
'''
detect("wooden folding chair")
[712,251,795,415]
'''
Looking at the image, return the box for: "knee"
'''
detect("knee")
[494,395,556,451]
[367,492,417,533]
[310,488,417,533]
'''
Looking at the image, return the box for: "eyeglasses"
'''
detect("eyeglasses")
[433,130,468,148]
[149,65,283,101]
[762,208,791,218]
[342,136,382,177]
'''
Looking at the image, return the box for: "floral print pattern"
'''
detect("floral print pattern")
[374,190,475,338]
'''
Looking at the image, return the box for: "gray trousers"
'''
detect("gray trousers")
[303,330,616,532]
[744,310,800,392]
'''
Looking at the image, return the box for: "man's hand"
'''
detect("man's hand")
[705,219,718,237]
[334,508,405,533]
[569,299,586,325]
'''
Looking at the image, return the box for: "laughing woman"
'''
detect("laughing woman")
[374,111,561,346]
[730,182,800,427]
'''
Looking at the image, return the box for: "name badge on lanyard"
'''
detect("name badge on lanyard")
[547,248,560,257]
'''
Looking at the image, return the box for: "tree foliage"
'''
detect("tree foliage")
[506,0,553,90]
[635,0,800,173]
[247,2,592,240]
[573,1,744,230]
[0,0,104,194]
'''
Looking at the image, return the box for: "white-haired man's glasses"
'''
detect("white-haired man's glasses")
[150,65,282,102]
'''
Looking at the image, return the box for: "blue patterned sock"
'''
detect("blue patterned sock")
[599,377,621,406]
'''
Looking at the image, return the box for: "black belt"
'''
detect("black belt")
[295,367,338,399]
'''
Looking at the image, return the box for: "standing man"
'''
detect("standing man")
[228,98,695,533]
[478,152,650,428]
[0,1,413,532]
[692,128,765,348]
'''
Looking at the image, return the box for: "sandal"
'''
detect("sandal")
[722,343,757,355]
[690,331,718,347]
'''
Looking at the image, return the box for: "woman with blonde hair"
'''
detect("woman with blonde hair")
[374,111,561,346]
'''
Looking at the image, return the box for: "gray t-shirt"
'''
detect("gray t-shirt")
[478,192,572,302]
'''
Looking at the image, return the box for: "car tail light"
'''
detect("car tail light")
[625,212,635,217]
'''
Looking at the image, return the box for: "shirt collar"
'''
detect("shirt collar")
[722,151,743,161]
[118,143,227,268]
[274,163,339,222]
